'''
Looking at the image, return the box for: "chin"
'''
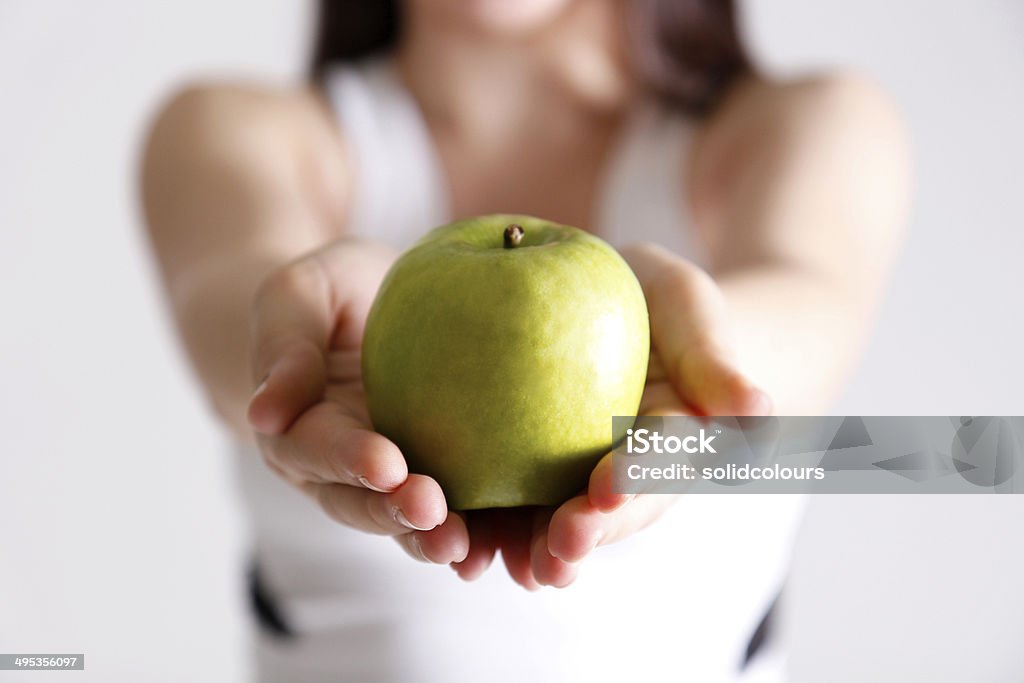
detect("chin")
[435,0,576,37]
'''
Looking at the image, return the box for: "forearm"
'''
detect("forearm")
[140,84,354,440]
[717,264,868,414]
[166,249,284,439]
[685,76,909,414]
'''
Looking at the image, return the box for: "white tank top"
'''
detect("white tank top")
[234,58,806,683]
[328,57,700,258]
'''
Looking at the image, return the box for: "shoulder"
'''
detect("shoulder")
[690,72,910,217]
[702,71,907,152]
[141,81,349,221]
[145,81,339,156]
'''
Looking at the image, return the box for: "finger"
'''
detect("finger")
[592,495,679,548]
[325,348,362,385]
[622,244,771,416]
[266,400,407,491]
[638,382,690,418]
[395,512,470,564]
[451,513,498,581]
[594,374,711,508]
[546,495,604,563]
[247,241,395,435]
[495,512,541,591]
[548,494,679,563]
[681,359,772,417]
[530,508,579,588]
[645,352,668,382]
[248,339,326,435]
[587,451,633,513]
[306,473,448,535]
[248,259,333,434]
[502,540,541,591]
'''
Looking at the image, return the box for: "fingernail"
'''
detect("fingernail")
[246,377,274,433]
[394,506,434,531]
[608,493,636,512]
[358,475,396,493]
[748,389,773,416]
[600,492,634,512]
[408,533,429,562]
[576,530,605,561]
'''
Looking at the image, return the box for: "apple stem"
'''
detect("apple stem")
[504,224,524,249]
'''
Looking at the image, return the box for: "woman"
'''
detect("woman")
[141,0,909,680]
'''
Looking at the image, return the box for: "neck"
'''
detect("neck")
[395,1,635,143]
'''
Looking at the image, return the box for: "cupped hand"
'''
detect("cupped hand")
[452,242,771,589]
[246,238,470,565]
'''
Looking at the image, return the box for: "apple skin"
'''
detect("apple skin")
[362,214,649,510]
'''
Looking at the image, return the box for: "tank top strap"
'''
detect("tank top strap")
[594,98,705,265]
[323,57,451,249]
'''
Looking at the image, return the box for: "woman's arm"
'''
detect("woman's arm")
[140,84,350,437]
[689,73,911,413]
[141,83,468,564]
[522,74,912,587]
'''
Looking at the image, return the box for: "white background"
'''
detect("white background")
[1,1,1022,681]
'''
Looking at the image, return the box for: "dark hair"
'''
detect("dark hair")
[310,0,751,116]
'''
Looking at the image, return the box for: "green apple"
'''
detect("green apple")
[362,214,649,510]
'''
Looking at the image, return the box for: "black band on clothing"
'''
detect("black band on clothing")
[248,557,781,666]
[740,591,780,670]
[247,562,295,639]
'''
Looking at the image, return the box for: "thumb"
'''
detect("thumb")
[247,240,398,435]
[247,259,332,435]
[623,243,771,416]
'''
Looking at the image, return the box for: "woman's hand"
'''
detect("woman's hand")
[453,242,771,589]
[246,238,470,565]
